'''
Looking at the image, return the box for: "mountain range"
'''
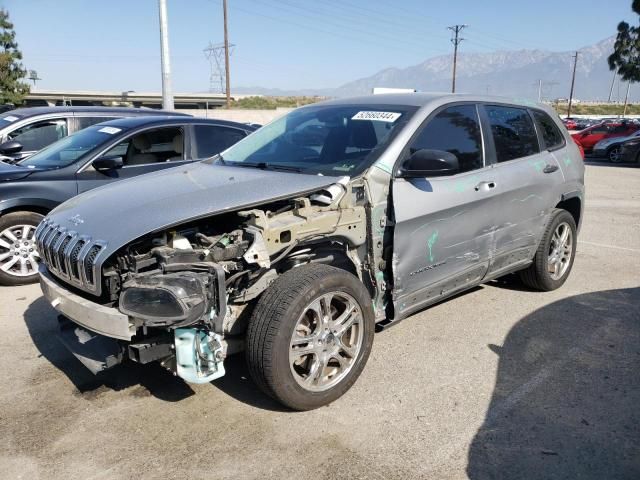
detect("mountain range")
[236,37,638,102]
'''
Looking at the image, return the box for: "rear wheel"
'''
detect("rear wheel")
[0,211,44,286]
[246,264,374,410]
[608,145,623,163]
[519,209,577,291]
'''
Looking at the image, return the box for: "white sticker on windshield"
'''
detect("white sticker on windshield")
[352,111,401,122]
[3,115,19,122]
[98,126,121,135]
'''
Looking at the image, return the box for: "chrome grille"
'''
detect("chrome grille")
[35,218,107,295]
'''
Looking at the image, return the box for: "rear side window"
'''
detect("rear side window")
[75,117,114,130]
[407,104,484,173]
[485,105,540,162]
[194,125,247,158]
[532,110,564,150]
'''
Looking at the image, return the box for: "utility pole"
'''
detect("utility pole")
[158,0,174,110]
[448,24,466,94]
[607,70,616,103]
[223,0,231,108]
[537,79,543,102]
[623,81,631,117]
[567,51,579,118]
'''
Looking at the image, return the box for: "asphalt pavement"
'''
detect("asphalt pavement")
[1,161,638,480]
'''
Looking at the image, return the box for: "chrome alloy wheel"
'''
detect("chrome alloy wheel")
[0,224,40,277]
[548,221,573,281]
[289,291,364,392]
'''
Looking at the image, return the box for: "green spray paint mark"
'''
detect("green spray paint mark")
[529,159,546,172]
[427,230,439,262]
[563,156,572,167]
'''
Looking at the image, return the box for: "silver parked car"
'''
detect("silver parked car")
[36,93,584,410]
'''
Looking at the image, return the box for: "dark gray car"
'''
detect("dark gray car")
[0,116,256,285]
[36,93,584,410]
[0,106,189,163]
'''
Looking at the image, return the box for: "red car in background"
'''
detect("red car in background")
[571,121,640,153]
[563,118,578,130]
[572,137,585,159]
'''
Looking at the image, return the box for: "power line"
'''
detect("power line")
[448,24,466,93]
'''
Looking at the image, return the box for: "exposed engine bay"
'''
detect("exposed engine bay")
[91,178,374,383]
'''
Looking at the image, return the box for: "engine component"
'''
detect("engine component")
[119,272,209,327]
[174,328,226,384]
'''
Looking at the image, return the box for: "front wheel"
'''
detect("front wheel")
[519,209,577,291]
[246,264,375,410]
[0,211,44,286]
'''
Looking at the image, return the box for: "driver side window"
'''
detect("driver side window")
[407,105,484,173]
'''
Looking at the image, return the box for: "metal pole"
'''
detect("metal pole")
[223,0,231,108]
[607,71,616,103]
[623,82,631,117]
[567,51,578,118]
[158,0,174,110]
[538,79,543,102]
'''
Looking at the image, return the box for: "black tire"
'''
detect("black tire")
[0,211,44,286]
[246,264,375,411]
[519,209,577,291]
[608,145,623,163]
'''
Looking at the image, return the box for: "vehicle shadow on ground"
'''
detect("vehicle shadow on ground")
[24,296,285,409]
[467,287,640,479]
[24,296,195,402]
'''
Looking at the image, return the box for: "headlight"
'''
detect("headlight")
[119,272,209,327]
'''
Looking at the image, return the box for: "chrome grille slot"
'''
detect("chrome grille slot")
[57,234,74,277]
[84,245,102,286]
[42,225,60,267]
[68,239,86,281]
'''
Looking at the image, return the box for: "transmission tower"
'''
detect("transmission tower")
[203,41,235,94]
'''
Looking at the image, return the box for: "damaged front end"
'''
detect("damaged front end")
[44,176,374,384]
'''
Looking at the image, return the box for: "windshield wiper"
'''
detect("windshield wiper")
[231,162,303,173]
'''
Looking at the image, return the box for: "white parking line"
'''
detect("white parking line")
[579,240,640,253]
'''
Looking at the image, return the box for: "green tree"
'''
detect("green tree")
[0,8,29,105]
[608,1,640,82]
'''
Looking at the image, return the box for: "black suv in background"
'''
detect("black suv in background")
[0,116,257,285]
[0,106,189,163]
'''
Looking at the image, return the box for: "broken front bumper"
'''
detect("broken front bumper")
[39,265,136,341]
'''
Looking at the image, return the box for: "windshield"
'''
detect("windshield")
[215,104,417,176]
[0,112,23,126]
[20,124,127,169]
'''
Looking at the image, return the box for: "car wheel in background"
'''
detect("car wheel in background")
[608,146,623,163]
[519,209,577,292]
[0,211,44,286]
[246,264,375,411]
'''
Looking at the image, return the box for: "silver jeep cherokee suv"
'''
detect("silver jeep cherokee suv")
[36,94,584,410]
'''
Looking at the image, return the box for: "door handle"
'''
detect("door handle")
[474,181,497,192]
[543,164,559,173]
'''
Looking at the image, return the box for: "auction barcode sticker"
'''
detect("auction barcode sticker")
[3,115,19,122]
[352,111,401,122]
[98,126,122,135]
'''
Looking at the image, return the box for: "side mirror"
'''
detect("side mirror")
[92,155,123,171]
[0,140,23,155]
[397,149,459,178]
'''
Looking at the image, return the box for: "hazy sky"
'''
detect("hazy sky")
[2,0,637,93]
